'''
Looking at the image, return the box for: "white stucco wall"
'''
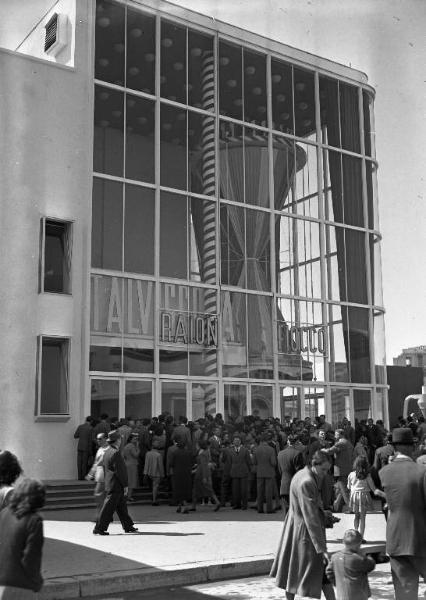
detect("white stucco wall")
[0,1,93,480]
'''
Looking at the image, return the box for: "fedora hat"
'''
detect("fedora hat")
[106,430,121,444]
[391,427,414,445]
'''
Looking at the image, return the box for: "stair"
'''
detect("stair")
[42,480,170,511]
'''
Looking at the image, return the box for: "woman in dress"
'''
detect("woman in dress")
[347,456,385,542]
[0,451,22,510]
[190,440,220,512]
[0,478,46,598]
[123,433,140,502]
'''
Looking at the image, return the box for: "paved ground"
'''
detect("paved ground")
[39,503,389,599]
[72,571,426,600]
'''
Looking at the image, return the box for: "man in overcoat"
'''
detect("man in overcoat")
[253,433,277,514]
[277,434,304,517]
[270,450,335,600]
[229,435,252,510]
[74,416,94,480]
[93,430,138,535]
[379,427,426,600]
[324,428,354,511]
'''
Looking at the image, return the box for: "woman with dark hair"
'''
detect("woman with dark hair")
[190,439,220,512]
[347,455,385,542]
[0,451,22,510]
[0,478,46,597]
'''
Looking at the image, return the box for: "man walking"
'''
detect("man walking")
[379,428,426,600]
[277,434,304,518]
[94,430,138,535]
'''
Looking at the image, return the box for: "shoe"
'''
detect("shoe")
[188,508,196,512]
[93,529,109,535]
[176,506,182,513]
[214,503,221,512]
[151,502,159,506]
[124,526,138,533]
[361,538,367,543]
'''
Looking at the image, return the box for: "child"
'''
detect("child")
[326,529,376,600]
[347,456,385,541]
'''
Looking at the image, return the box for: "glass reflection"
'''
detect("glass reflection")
[162,381,187,419]
[328,304,349,382]
[124,185,154,275]
[304,387,324,420]
[363,91,375,158]
[271,59,294,135]
[373,310,386,385]
[92,178,123,271]
[189,111,215,196]
[224,384,247,421]
[123,348,154,373]
[188,30,214,110]
[126,9,155,94]
[339,83,360,153]
[248,294,273,378]
[90,346,122,372]
[160,21,186,104]
[94,86,124,176]
[370,234,384,308]
[251,385,273,418]
[192,382,217,419]
[125,380,152,419]
[243,49,267,125]
[222,291,247,377]
[366,161,379,231]
[293,67,316,140]
[95,0,125,86]
[354,389,371,422]
[330,388,350,427]
[160,193,188,279]
[219,41,243,120]
[91,378,119,421]
[160,104,187,190]
[295,144,319,219]
[323,150,364,227]
[348,306,371,383]
[280,386,301,420]
[126,95,155,183]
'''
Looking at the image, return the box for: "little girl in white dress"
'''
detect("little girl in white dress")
[347,456,385,542]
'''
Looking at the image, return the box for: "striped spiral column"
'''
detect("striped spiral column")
[200,51,217,415]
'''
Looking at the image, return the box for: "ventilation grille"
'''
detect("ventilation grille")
[44,13,59,52]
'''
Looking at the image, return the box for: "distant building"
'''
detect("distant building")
[393,347,426,379]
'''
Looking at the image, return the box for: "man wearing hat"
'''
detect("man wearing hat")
[93,430,138,535]
[379,427,426,600]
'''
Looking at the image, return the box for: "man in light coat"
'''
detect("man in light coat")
[379,427,426,600]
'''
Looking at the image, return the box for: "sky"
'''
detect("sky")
[0,0,425,363]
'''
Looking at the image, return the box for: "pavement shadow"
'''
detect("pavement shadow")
[111,531,204,536]
[42,537,169,579]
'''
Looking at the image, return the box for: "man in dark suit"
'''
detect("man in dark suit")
[277,434,304,518]
[94,430,138,535]
[379,427,426,600]
[229,435,252,510]
[74,416,94,480]
[325,429,354,512]
[253,433,277,514]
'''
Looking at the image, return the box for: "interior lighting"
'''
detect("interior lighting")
[160,76,167,84]
[281,112,290,120]
[303,119,312,127]
[97,17,110,27]
[145,53,155,62]
[99,91,110,100]
[252,87,262,95]
[168,95,177,101]
[162,38,173,47]
[127,98,136,108]
[190,47,202,57]
[245,66,256,75]
[130,28,142,38]
[128,66,140,76]
[173,62,184,71]
[298,102,308,110]
[227,79,237,88]
[98,58,109,67]
[233,98,242,106]
[257,106,267,113]
[219,56,230,66]
[112,110,122,118]
[188,129,194,136]
[295,82,306,92]
[176,112,186,121]
[277,94,286,102]
[137,116,148,124]
[100,120,110,127]
[162,123,172,130]
[272,74,282,83]
[114,43,124,53]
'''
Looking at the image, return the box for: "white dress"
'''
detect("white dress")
[347,471,375,513]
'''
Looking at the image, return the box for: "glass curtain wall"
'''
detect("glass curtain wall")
[91,0,386,422]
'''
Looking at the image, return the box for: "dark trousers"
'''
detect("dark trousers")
[77,450,90,480]
[96,491,134,532]
[220,474,232,505]
[257,477,273,512]
[232,476,248,508]
[390,555,426,600]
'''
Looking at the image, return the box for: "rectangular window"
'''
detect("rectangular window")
[37,336,70,415]
[40,218,72,293]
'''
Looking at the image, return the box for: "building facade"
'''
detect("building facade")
[0,0,387,479]
[393,346,426,380]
